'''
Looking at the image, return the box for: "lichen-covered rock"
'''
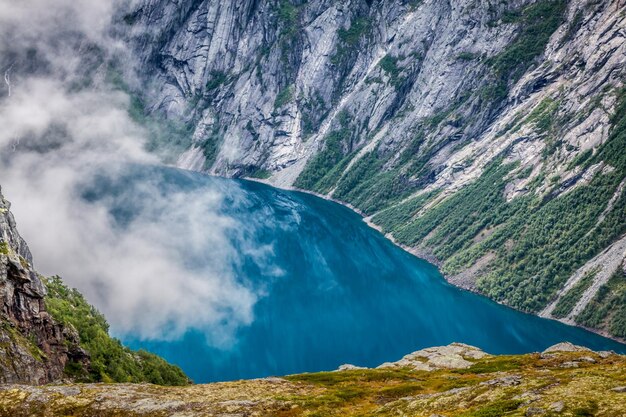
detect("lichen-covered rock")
[481,375,522,387]
[337,364,367,371]
[543,342,591,353]
[378,342,489,371]
[0,187,88,384]
[549,401,565,412]
[525,407,545,416]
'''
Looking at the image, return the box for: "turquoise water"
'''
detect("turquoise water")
[84,164,626,383]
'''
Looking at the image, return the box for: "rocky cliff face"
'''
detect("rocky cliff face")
[126,0,536,179]
[122,0,626,340]
[0,189,88,384]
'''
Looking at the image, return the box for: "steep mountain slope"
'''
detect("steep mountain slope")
[123,0,626,340]
[3,343,626,416]
[0,188,188,385]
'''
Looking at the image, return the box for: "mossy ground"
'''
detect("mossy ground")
[1,350,626,416]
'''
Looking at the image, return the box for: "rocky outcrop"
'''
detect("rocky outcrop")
[377,343,490,371]
[0,188,88,384]
[337,343,490,372]
[542,342,592,353]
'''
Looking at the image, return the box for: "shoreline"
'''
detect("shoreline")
[243,175,626,347]
[244,177,469,285]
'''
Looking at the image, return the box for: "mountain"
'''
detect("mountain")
[3,342,626,416]
[121,0,626,340]
[0,188,188,385]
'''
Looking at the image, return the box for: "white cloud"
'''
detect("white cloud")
[0,0,268,344]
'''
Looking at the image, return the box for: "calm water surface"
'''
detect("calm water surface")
[85,164,626,383]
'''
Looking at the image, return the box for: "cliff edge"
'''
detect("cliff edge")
[0,187,88,384]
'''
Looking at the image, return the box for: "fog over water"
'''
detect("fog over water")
[105,165,626,383]
[0,0,263,343]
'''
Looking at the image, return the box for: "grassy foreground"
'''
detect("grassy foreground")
[1,344,626,416]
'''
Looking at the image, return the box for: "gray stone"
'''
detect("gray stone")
[337,364,367,371]
[543,342,591,354]
[526,407,545,416]
[481,375,522,387]
[377,343,489,371]
[549,401,565,412]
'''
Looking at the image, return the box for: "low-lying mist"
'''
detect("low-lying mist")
[0,0,268,344]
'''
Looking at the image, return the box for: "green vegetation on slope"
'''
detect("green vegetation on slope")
[379,54,404,87]
[577,270,626,338]
[274,84,295,110]
[385,160,523,260]
[205,70,228,92]
[371,191,438,234]
[293,83,626,336]
[333,150,389,203]
[295,111,353,191]
[276,0,302,62]
[0,319,45,365]
[552,268,598,319]
[377,144,624,315]
[277,0,299,34]
[369,88,626,323]
[44,276,190,385]
[331,17,371,65]
[331,144,436,216]
[482,0,567,103]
